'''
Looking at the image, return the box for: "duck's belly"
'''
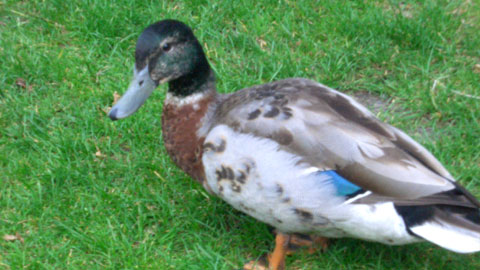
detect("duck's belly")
[202,125,419,245]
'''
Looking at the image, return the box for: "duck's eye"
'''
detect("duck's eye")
[162,43,172,52]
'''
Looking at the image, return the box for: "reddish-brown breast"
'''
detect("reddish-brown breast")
[161,94,215,183]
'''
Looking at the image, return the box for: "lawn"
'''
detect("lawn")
[1,0,480,269]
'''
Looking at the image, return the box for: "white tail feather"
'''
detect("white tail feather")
[411,220,480,253]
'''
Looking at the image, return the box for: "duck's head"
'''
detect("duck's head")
[108,19,211,120]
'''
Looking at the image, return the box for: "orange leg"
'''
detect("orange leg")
[243,232,329,270]
[286,233,329,255]
[267,232,290,270]
[243,232,290,270]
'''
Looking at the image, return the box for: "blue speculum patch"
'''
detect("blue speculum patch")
[321,170,362,196]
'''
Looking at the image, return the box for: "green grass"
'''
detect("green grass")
[1,0,479,269]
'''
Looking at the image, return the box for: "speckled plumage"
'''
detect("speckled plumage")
[108,20,480,269]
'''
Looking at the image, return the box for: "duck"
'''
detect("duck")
[108,19,480,270]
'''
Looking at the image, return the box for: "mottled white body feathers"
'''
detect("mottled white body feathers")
[203,125,419,245]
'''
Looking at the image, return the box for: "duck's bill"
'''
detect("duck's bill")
[108,67,157,121]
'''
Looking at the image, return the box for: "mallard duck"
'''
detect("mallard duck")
[108,19,480,270]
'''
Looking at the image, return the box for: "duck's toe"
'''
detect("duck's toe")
[287,233,330,255]
[242,254,268,270]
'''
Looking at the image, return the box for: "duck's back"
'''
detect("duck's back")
[207,78,455,198]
